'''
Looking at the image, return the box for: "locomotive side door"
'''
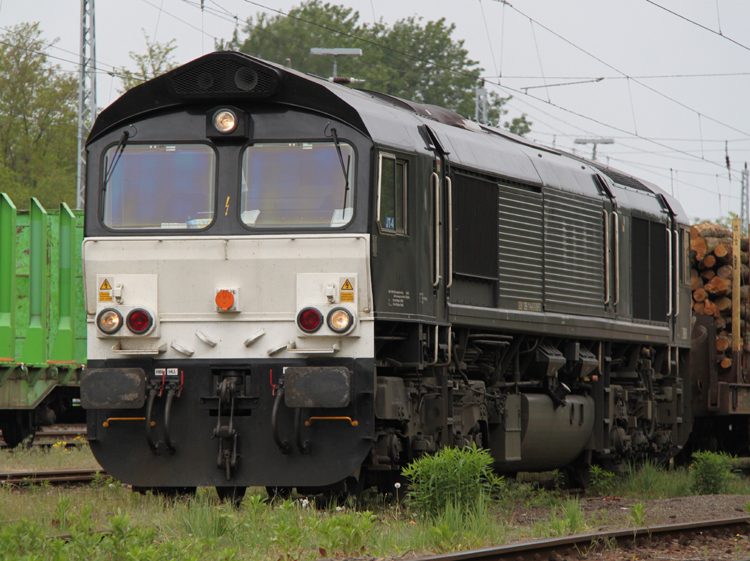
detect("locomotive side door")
[421,125,449,325]
[417,125,451,370]
[597,174,619,319]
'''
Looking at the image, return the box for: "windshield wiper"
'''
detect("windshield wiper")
[330,127,351,210]
[102,130,130,193]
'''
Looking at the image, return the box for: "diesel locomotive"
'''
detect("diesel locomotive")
[81,50,697,498]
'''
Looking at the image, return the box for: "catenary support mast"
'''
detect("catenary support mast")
[741,162,749,236]
[76,0,97,210]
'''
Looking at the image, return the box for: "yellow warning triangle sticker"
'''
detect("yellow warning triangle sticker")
[100,279,112,290]
[341,279,353,291]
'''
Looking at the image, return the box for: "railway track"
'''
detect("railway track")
[0,425,87,448]
[0,468,105,486]
[418,516,750,561]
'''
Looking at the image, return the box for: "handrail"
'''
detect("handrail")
[603,209,610,305]
[674,230,680,318]
[613,211,620,306]
[667,225,673,317]
[432,172,440,287]
[446,176,453,289]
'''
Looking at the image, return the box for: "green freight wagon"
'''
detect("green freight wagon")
[0,194,86,447]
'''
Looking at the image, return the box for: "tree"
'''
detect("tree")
[238,1,532,134]
[118,31,178,93]
[0,23,77,208]
[488,92,533,136]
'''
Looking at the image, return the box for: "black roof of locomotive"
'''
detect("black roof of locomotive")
[89,50,687,224]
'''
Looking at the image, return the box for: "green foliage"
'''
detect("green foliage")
[52,496,71,529]
[402,444,503,518]
[236,0,531,134]
[0,23,77,209]
[422,498,497,552]
[179,501,234,539]
[599,460,691,499]
[538,498,588,537]
[118,30,178,93]
[691,450,735,495]
[314,511,378,556]
[628,502,647,528]
[0,509,207,561]
[589,465,616,495]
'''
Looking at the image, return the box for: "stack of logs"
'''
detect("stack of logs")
[690,222,750,371]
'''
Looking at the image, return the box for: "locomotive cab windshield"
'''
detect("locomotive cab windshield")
[103,143,216,230]
[240,141,355,228]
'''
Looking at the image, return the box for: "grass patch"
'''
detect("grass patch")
[1,438,100,472]
[588,455,750,500]
[3,444,750,559]
[402,444,503,519]
[691,451,735,495]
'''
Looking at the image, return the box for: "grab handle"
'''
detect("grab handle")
[603,209,610,305]
[667,225,673,317]
[446,176,453,289]
[432,172,440,288]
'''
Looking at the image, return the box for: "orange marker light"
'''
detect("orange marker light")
[215,290,235,311]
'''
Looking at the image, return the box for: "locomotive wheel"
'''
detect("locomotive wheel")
[216,486,247,507]
[0,413,36,448]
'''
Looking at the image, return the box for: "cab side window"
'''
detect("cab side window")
[378,153,407,234]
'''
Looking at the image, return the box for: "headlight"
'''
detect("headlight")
[213,109,237,134]
[327,307,354,333]
[96,308,123,334]
[297,307,323,333]
[126,308,154,334]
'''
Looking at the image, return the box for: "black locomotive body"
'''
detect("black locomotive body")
[81,51,698,494]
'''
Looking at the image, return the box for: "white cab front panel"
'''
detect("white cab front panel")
[84,234,373,360]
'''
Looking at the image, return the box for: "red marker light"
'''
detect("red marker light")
[127,309,153,334]
[297,308,322,333]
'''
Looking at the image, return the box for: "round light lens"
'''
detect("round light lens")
[215,289,235,311]
[327,308,354,333]
[297,307,322,333]
[127,309,153,334]
[213,109,237,134]
[97,308,123,334]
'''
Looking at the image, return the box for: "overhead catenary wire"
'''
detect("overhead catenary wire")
[5,0,738,213]
[644,0,750,53]
[491,0,750,140]
[478,0,499,79]
[235,0,746,182]
[139,0,219,41]
[153,0,167,39]
[485,72,750,79]
[528,18,549,102]
[172,0,746,218]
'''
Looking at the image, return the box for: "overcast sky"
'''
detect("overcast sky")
[4,0,750,222]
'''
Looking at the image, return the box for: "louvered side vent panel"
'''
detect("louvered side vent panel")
[543,190,605,316]
[497,183,544,311]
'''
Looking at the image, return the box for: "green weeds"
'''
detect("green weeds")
[537,498,588,538]
[1,439,100,472]
[3,444,750,560]
[690,451,735,495]
[402,444,503,519]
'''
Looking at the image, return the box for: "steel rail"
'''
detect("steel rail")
[0,468,106,485]
[35,429,87,438]
[417,516,750,561]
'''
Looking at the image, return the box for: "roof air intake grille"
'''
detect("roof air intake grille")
[171,59,276,97]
